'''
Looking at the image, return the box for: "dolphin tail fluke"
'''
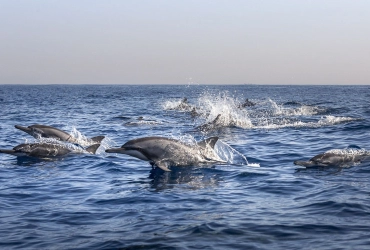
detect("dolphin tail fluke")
[0,149,16,155]
[86,144,101,154]
[197,137,219,149]
[90,136,105,143]
[156,162,171,172]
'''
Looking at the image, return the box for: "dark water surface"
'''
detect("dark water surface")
[0,85,370,249]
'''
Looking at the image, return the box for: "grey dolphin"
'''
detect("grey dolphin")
[15,124,105,145]
[0,143,100,158]
[294,151,369,168]
[239,98,255,108]
[105,136,224,171]
[196,114,222,132]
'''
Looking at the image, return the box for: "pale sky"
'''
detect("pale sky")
[1,0,369,85]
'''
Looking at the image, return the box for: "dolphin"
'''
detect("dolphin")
[196,114,222,132]
[15,124,105,146]
[0,143,100,158]
[239,98,255,108]
[294,151,369,168]
[105,136,224,171]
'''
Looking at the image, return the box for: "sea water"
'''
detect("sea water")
[0,84,370,249]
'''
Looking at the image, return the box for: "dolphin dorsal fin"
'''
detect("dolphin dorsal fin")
[86,144,101,154]
[197,137,219,149]
[90,136,105,143]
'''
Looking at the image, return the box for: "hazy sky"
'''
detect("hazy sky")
[1,0,369,85]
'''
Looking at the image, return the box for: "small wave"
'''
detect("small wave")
[253,116,359,129]
[254,120,307,129]
[124,120,162,126]
[267,99,324,116]
[247,163,261,167]
[318,115,360,125]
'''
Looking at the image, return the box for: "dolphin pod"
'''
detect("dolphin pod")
[0,124,103,159]
[1,123,369,171]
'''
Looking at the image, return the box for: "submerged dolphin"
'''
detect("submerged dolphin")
[15,124,105,146]
[0,143,100,158]
[239,98,255,108]
[294,150,369,168]
[196,114,222,132]
[105,136,224,171]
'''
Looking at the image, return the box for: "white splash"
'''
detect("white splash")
[195,92,253,130]
[318,115,359,125]
[162,91,360,131]
[163,98,194,112]
[267,99,323,116]
[327,147,369,156]
[69,127,114,154]
[213,140,250,166]
[171,134,251,166]
[124,120,163,126]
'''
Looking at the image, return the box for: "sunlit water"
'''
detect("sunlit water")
[0,84,370,249]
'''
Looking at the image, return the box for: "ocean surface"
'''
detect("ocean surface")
[0,84,370,250]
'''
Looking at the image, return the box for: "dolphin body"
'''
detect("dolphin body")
[0,143,100,158]
[15,124,105,146]
[294,151,369,168]
[196,114,222,132]
[105,136,224,171]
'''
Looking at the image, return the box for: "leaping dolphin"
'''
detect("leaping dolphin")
[15,124,105,146]
[0,143,100,158]
[105,136,225,171]
[294,150,369,168]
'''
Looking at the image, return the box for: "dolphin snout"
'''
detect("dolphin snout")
[15,125,31,133]
[294,160,315,167]
[105,148,126,153]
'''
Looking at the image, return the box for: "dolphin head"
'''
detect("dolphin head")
[0,143,34,157]
[294,160,318,167]
[13,143,33,153]
[15,125,46,138]
[106,146,150,161]
[15,125,33,134]
[294,153,334,167]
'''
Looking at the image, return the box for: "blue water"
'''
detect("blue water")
[0,84,370,249]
